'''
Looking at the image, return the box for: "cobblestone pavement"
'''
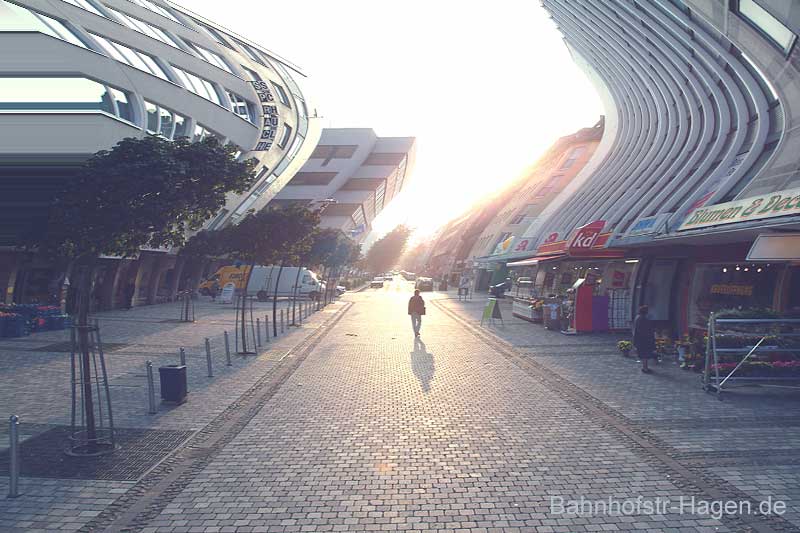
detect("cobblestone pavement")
[439,292,800,531]
[0,295,345,532]
[3,280,799,532]
[115,279,782,532]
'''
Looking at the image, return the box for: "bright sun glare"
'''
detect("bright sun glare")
[186,0,604,240]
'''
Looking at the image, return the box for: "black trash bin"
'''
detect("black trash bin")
[159,365,188,404]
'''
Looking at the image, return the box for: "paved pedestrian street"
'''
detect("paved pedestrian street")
[2,278,800,532]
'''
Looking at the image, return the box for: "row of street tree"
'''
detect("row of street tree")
[32,135,361,451]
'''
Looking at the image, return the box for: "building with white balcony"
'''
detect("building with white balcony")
[0,0,320,308]
[272,128,416,242]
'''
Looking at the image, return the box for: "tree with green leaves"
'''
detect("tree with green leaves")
[38,135,256,450]
[364,224,412,275]
[322,233,361,305]
[291,227,340,322]
[213,204,320,343]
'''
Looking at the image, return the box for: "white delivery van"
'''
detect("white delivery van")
[246,266,325,301]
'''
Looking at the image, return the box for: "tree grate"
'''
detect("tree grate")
[0,426,194,481]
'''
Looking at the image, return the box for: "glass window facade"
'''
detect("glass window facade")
[195,22,231,48]
[59,0,105,17]
[234,40,266,65]
[142,100,188,139]
[193,123,220,141]
[90,33,170,81]
[271,81,290,107]
[187,42,233,74]
[1,1,87,48]
[226,91,253,122]
[737,0,797,54]
[128,0,181,24]
[688,262,780,329]
[107,86,133,121]
[241,66,262,81]
[0,77,132,121]
[105,6,184,49]
[278,123,292,148]
[145,100,159,132]
[171,66,222,105]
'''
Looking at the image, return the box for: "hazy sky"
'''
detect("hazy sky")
[187,0,604,239]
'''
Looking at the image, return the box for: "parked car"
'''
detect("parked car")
[336,285,347,296]
[370,277,385,288]
[383,274,394,281]
[415,277,434,291]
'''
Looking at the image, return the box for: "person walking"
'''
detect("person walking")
[408,289,426,337]
[633,305,656,373]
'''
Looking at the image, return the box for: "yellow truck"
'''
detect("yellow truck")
[199,265,325,300]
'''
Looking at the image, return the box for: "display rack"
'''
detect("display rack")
[703,313,800,398]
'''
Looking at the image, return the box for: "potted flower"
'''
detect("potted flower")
[617,340,633,357]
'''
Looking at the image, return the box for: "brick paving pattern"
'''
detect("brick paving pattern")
[1,281,799,531]
[0,296,342,532]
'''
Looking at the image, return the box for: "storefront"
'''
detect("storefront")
[506,221,636,332]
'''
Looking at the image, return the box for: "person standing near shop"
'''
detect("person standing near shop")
[633,305,656,373]
[408,289,426,337]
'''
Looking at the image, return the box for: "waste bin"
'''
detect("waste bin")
[158,365,188,404]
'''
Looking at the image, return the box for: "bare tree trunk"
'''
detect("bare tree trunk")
[291,266,302,326]
[240,261,255,353]
[76,261,97,451]
[272,261,285,337]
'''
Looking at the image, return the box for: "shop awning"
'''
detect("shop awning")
[507,253,566,267]
[747,233,800,261]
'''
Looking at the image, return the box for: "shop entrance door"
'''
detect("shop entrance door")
[640,259,680,321]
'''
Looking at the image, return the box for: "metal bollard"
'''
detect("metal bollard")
[299,303,303,325]
[264,315,270,343]
[256,318,262,347]
[146,361,157,415]
[205,338,213,377]
[280,309,285,333]
[224,331,232,366]
[179,347,186,366]
[8,415,19,498]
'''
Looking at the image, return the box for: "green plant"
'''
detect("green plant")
[617,340,632,353]
[715,307,781,319]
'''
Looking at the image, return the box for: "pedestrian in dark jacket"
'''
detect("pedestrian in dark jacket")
[408,289,426,337]
[633,305,656,373]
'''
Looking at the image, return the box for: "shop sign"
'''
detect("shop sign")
[543,232,559,244]
[513,239,530,252]
[250,81,280,152]
[493,235,515,255]
[679,186,800,231]
[710,284,753,297]
[627,213,669,236]
[568,220,605,255]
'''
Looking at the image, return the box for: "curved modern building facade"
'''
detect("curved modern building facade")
[519,0,800,332]
[0,0,320,306]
